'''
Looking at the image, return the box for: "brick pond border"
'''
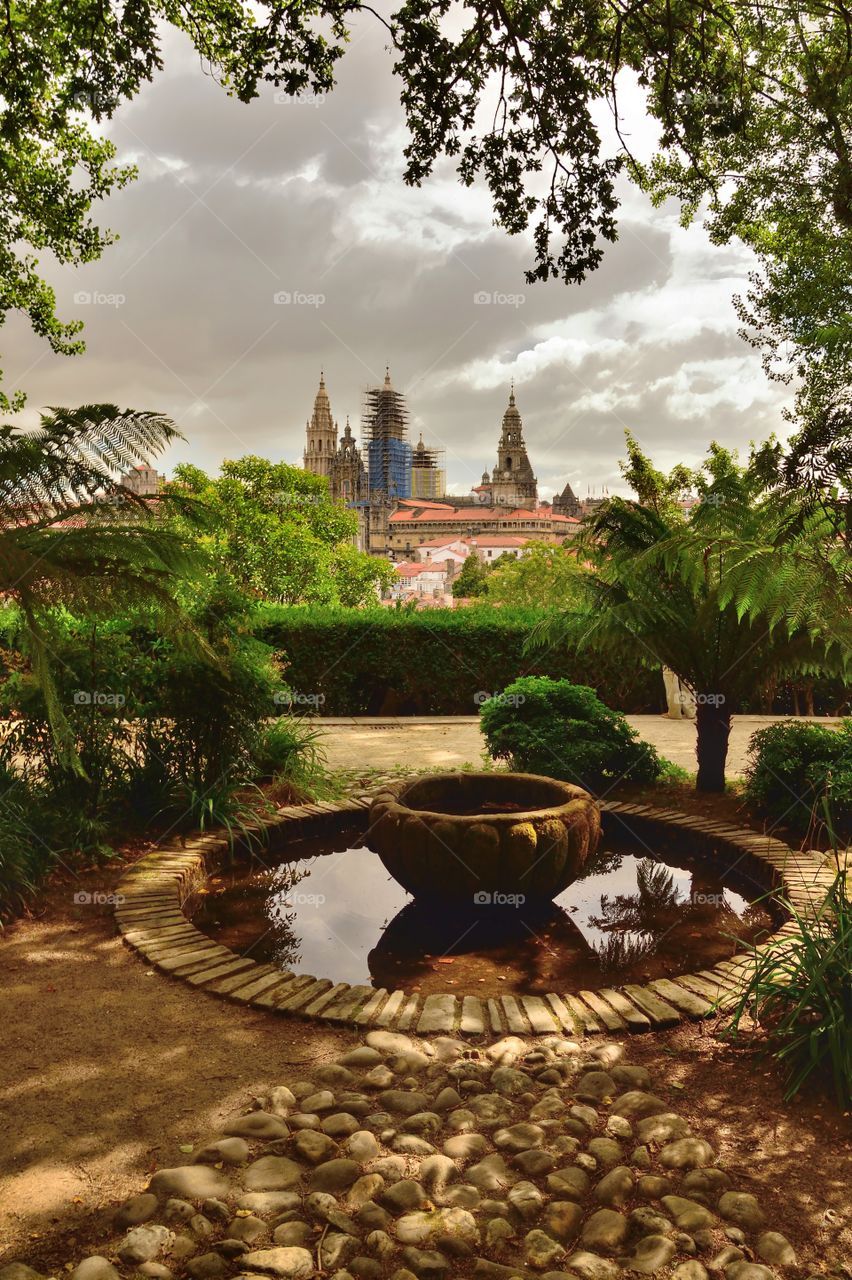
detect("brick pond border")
[115,798,836,1037]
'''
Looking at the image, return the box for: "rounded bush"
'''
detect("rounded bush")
[743,719,852,838]
[480,677,662,791]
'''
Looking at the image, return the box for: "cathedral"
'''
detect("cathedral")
[472,385,538,508]
[303,372,366,503]
[300,372,585,553]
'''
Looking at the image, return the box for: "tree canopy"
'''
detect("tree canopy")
[169,455,393,604]
[484,542,583,608]
[2,0,852,469]
[452,552,490,598]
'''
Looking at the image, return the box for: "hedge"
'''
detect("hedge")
[254,605,664,715]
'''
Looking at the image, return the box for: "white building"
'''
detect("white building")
[464,535,530,562]
[120,464,162,496]
[389,560,449,600]
[414,538,469,567]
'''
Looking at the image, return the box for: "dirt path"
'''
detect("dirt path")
[315,714,842,776]
[0,861,355,1261]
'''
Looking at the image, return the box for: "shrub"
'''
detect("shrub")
[0,590,282,851]
[0,614,149,855]
[0,765,59,922]
[743,719,852,839]
[480,677,662,791]
[252,716,340,801]
[725,867,852,1106]
[255,604,662,715]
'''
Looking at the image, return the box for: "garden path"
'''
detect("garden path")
[315,715,842,776]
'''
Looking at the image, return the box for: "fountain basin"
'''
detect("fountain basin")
[369,771,601,900]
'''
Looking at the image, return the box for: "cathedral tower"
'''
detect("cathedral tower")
[328,416,367,503]
[481,385,538,508]
[362,367,412,499]
[303,371,337,478]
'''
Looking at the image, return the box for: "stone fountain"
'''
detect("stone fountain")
[368,771,601,900]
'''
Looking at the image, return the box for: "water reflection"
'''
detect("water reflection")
[193,825,774,996]
[367,897,596,992]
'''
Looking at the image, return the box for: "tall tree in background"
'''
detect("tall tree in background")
[1,0,852,469]
[532,436,851,792]
[452,553,490,599]
[484,543,583,608]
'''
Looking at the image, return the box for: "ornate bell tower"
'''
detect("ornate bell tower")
[486,384,538,508]
[303,371,337,478]
[329,416,367,503]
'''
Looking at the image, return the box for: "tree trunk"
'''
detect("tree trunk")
[695,700,732,793]
[759,676,776,715]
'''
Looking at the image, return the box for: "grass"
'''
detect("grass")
[723,860,852,1106]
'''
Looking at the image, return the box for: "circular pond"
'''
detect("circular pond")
[190,817,776,999]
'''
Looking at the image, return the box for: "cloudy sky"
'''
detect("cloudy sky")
[5,14,790,500]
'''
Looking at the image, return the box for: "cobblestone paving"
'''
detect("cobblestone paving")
[0,1031,827,1280]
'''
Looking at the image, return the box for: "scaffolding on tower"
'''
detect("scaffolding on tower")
[362,370,412,500]
[411,434,446,499]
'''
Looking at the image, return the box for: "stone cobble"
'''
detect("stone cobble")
[1,1031,828,1280]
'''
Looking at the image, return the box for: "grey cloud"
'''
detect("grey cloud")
[3,21,789,489]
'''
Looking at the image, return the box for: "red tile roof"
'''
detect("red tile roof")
[462,535,528,547]
[395,561,445,578]
[415,537,468,549]
[389,502,579,525]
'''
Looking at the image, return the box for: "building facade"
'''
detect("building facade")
[300,372,589,557]
[411,434,446,499]
[553,478,581,519]
[120,465,162,495]
[387,498,578,555]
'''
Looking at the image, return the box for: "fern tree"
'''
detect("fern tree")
[0,404,202,762]
[532,438,851,792]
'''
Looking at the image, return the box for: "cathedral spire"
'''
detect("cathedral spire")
[304,370,336,477]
